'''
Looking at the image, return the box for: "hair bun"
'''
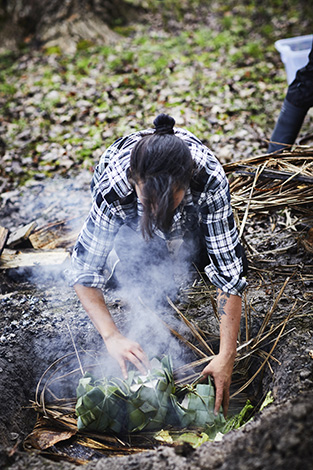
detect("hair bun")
[153,113,175,135]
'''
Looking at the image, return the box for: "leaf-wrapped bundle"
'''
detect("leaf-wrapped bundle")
[75,356,225,438]
[76,373,128,433]
[173,379,225,438]
[127,356,176,432]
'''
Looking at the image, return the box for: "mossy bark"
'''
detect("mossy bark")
[0,0,139,51]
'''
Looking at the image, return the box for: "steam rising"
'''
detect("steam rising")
[106,224,197,370]
[2,177,198,399]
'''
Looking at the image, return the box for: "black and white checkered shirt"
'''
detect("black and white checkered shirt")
[70,127,247,296]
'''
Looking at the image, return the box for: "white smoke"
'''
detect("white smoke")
[104,224,197,371]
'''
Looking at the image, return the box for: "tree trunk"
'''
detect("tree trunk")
[0,0,139,52]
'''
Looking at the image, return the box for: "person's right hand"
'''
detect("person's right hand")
[104,331,150,379]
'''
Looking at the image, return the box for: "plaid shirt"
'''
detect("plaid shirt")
[70,127,247,296]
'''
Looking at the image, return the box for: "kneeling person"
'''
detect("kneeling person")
[70,113,247,417]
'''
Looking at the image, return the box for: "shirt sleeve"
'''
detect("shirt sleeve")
[69,190,122,288]
[199,165,247,296]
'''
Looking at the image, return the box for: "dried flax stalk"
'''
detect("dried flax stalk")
[174,273,305,390]
[167,296,215,356]
[256,276,291,338]
[138,297,208,358]
[225,152,313,220]
[230,309,293,398]
[239,162,267,238]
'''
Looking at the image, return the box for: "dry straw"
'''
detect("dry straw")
[224,148,313,237]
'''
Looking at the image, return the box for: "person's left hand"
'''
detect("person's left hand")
[201,352,235,417]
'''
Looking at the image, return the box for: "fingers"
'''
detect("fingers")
[127,347,149,376]
[214,383,224,416]
[118,358,128,380]
[201,365,228,416]
[222,387,230,418]
[118,351,147,379]
[134,346,150,369]
[107,335,150,377]
[213,381,230,417]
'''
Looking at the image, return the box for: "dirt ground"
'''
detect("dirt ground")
[0,177,313,469]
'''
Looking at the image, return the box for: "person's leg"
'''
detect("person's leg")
[267,98,308,154]
[268,42,313,154]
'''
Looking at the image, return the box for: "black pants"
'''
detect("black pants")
[268,40,313,153]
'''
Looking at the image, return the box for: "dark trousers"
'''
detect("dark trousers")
[268,41,313,153]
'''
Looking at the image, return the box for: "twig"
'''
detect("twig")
[257,277,292,338]
[239,162,266,239]
[173,356,214,379]
[167,296,215,356]
[230,308,293,398]
[234,165,313,185]
[67,321,84,377]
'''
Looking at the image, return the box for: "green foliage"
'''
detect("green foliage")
[174,380,225,439]
[222,400,254,434]
[76,356,225,436]
[0,81,16,96]
[76,40,94,51]
[259,390,274,411]
[76,374,128,433]
[44,46,62,56]
[1,0,313,189]
[0,51,17,97]
[113,25,137,36]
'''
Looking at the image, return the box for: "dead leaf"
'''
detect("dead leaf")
[24,417,77,451]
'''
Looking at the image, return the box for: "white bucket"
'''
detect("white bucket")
[275,34,313,84]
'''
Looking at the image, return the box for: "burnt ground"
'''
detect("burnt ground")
[0,177,313,470]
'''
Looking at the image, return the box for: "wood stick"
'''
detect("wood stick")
[239,162,267,238]
[0,248,70,269]
[167,296,215,356]
[234,165,313,184]
[6,221,37,247]
[0,226,9,256]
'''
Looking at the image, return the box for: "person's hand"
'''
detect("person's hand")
[201,352,235,417]
[104,331,150,379]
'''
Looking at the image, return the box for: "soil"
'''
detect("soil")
[0,177,313,470]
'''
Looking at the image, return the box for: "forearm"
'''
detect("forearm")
[74,284,120,341]
[201,288,242,415]
[74,283,149,377]
[217,288,241,360]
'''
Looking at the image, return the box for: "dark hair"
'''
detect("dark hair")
[129,114,193,239]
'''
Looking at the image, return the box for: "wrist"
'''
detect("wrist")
[102,332,114,341]
[102,329,120,342]
[219,348,237,361]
